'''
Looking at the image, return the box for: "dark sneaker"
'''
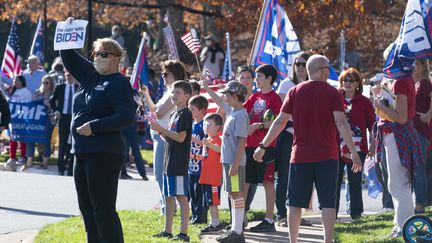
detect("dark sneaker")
[300,218,313,226]
[201,224,222,233]
[153,231,173,239]
[216,230,245,243]
[250,219,276,232]
[172,233,190,242]
[224,224,231,231]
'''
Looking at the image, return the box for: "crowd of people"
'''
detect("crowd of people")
[1,19,431,243]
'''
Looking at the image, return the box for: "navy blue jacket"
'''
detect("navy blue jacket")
[60,49,135,155]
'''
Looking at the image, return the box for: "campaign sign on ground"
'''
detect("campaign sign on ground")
[54,20,88,50]
[9,100,49,143]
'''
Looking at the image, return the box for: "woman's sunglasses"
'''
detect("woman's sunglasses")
[94,52,113,58]
[42,82,50,85]
[343,78,357,83]
[294,62,306,67]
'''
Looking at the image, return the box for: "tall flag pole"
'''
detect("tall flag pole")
[249,0,300,88]
[339,30,346,73]
[222,32,233,82]
[30,16,44,66]
[181,28,202,74]
[1,18,22,79]
[130,33,151,90]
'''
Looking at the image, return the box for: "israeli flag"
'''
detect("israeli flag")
[250,0,301,89]
[383,0,432,78]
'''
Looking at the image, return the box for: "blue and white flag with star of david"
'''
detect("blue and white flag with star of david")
[249,0,300,89]
[383,0,432,78]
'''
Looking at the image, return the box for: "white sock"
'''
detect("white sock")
[211,218,220,226]
[233,207,245,234]
[265,217,274,224]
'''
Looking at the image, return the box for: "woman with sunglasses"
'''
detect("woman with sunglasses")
[59,18,135,243]
[21,75,56,171]
[140,60,187,214]
[274,51,312,227]
[335,68,375,220]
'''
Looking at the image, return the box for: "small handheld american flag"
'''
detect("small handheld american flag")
[181,28,201,54]
[144,111,158,124]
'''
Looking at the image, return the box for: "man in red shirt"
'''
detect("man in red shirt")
[254,55,361,243]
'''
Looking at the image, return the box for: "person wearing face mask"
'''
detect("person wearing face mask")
[111,25,125,47]
[60,18,135,243]
[200,34,225,78]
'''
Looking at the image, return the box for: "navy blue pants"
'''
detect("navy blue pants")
[189,174,207,223]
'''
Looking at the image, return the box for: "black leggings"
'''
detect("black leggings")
[74,153,124,243]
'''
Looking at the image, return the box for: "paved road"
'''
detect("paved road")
[0,164,384,241]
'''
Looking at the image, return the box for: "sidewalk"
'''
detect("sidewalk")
[201,214,353,243]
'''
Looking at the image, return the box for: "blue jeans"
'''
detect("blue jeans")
[122,124,146,177]
[274,129,292,219]
[414,132,429,205]
[151,132,165,209]
[26,125,54,158]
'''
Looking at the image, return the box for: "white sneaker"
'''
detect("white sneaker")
[17,157,26,165]
[5,158,17,171]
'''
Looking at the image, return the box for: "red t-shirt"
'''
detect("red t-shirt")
[393,75,416,120]
[199,136,222,186]
[341,92,376,154]
[414,79,432,138]
[243,90,282,148]
[281,81,344,163]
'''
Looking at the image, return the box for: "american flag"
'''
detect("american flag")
[200,84,221,113]
[181,28,201,54]
[1,19,22,79]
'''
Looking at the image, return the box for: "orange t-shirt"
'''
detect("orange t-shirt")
[199,136,222,186]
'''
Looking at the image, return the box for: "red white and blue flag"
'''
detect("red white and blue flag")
[181,29,201,54]
[1,19,22,79]
[30,16,44,65]
[130,35,151,90]
[383,0,432,78]
[249,0,300,88]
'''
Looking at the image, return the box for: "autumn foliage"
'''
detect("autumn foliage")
[0,0,406,75]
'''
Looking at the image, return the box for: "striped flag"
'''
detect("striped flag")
[181,28,201,54]
[200,84,221,113]
[1,19,22,79]
[130,35,151,90]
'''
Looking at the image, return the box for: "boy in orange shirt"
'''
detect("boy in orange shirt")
[199,113,224,232]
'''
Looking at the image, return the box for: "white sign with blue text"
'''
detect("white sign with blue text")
[54,20,88,51]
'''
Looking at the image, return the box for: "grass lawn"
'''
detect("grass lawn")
[35,209,265,243]
[140,149,153,167]
[334,209,432,242]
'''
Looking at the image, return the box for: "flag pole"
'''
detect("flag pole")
[194,53,202,75]
[248,0,267,66]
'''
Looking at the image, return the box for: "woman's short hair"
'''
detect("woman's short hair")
[338,68,363,95]
[161,60,187,81]
[92,38,123,60]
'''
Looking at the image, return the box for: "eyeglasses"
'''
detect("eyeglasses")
[318,66,330,70]
[343,78,357,83]
[42,82,50,85]
[94,52,113,58]
[294,62,306,67]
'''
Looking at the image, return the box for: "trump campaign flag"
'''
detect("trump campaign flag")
[130,35,151,90]
[30,16,44,65]
[222,32,234,81]
[250,0,300,88]
[1,19,22,79]
[383,0,432,78]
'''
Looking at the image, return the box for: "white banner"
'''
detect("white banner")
[54,20,88,51]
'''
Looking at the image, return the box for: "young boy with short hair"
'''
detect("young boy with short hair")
[243,64,282,232]
[151,80,193,242]
[203,80,249,243]
[188,95,209,224]
[199,113,224,233]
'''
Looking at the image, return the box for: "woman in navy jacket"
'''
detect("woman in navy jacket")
[60,19,135,243]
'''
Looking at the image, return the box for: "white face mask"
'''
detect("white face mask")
[94,56,111,74]
[205,40,212,46]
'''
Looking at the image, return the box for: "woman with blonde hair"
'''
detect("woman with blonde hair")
[21,75,57,171]
[59,18,135,243]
